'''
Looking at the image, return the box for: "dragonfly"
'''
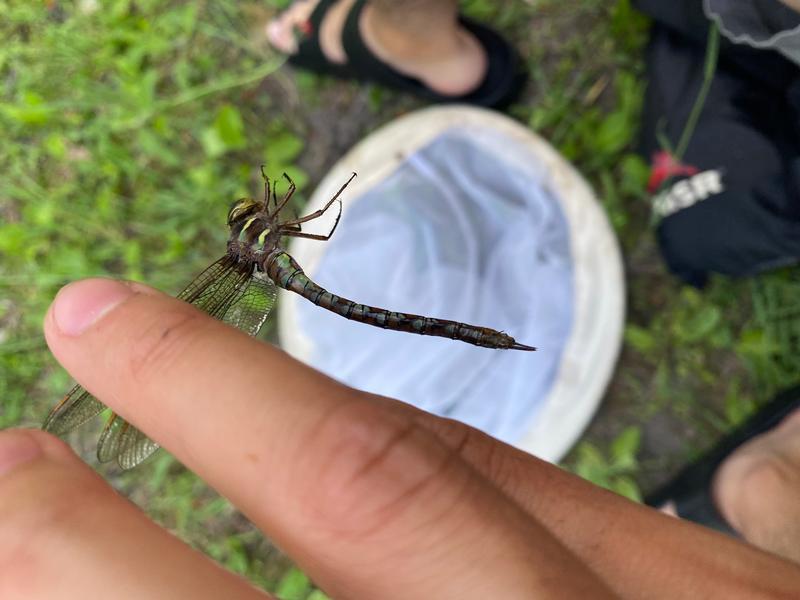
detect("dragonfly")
[43,168,536,469]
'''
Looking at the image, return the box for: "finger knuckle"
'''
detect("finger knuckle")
[416,415,525,497]
[126,304,206,385]
[299,400,462,541]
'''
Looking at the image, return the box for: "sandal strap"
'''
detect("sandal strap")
[340,0,430,93]
[288,0,527,108]
[340,1,525,107]
[289,0,354,78]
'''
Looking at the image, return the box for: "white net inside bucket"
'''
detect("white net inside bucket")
[294,129,574,444]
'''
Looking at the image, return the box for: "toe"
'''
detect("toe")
[265,0,319,55]
[267,19,299,54]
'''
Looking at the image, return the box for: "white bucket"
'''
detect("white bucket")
[278,106,625,463]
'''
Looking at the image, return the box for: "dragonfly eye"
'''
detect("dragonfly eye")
[227,199,260,227]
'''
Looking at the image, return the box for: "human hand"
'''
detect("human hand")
[1,278,606,599]
[2,278,799,599]
[779,0,800,13]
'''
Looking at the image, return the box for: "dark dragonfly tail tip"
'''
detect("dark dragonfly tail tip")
[511,342,537,352]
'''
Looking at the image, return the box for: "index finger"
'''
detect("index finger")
[43,278,609,599]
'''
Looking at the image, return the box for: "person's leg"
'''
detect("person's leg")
[714,409,800,562]
[361,0,487,95]
[267,0,487,96]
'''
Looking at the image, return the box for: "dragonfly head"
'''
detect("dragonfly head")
[227,198,261,229]
[227,197,278,256]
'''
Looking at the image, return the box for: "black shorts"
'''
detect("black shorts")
[635,0,800,286]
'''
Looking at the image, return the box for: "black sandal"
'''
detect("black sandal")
[645,385,800,535]
[285,0,527,109]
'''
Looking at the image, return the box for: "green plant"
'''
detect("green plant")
[0,1,307,592]
[741,268,800,394]
[569,426,643,502]
[275,568,330,600]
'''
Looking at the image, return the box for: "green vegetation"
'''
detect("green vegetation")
[1,0,798,595]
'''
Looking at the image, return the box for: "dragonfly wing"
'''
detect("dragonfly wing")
[46,255,259,470]
[117,424,160,470]
[97,414,160,469]
[175,254,276,336]
[42,384,106,436]
[97,413,125,464]
[221,273,278,336]
[177,255,252,320]
[97,257,255,470]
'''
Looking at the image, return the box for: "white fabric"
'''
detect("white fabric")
[295,131,574,444]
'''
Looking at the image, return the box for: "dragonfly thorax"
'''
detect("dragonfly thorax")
[227,197,282,254]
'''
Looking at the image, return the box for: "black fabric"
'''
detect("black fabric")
[636,0,799,88]
[636,0,800,286]
[753,0,800,33]
[712,0,800,39]
[289,0,527,109]
[645,385,800,536]
[287,0,354,79]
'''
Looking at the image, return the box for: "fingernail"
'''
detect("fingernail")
[0,431,41,476]
[53,279,135,336]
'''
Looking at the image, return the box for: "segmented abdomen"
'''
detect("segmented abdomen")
[264,250,535,351]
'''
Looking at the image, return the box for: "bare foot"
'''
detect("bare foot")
[266,0,488,97]
[713,408,800,563]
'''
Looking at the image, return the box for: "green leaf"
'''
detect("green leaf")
[266,132,304,165]
[462,0,497,20]
[0,223,29,255]
[221,536,249,575]
[612,476,643,503]
[148,453,175,492]
[0,91,53,125]
[675,305,722,344]
[368,85,385,112]
[214,104,246,148]
[573,442,611,488]
[610,426,641,469]
[625,324,656,355]
[200,127,226,158]
[619,153,650,197]
[48,246,95,278]
[123,239,143,280]
[724,381,757,427]
[736,328,776,357]
[593,111,632,155]
[44,133,67,158]
[275,568,312,600]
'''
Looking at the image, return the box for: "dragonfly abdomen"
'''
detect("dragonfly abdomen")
[264,250,535,351]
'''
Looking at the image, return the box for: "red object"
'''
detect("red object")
[648,150,700,194]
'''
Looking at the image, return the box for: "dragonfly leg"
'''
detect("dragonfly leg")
[281,172,355,227]
[260,165,272,207]
[271,173,297,217]
[281,231,332,241]
[280,199,342,240]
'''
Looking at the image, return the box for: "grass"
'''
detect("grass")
[1,0,799,596]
